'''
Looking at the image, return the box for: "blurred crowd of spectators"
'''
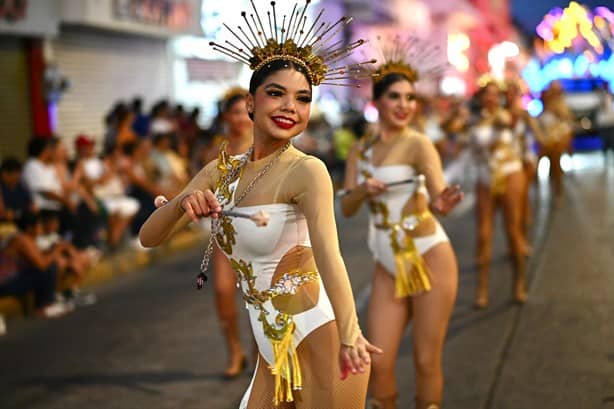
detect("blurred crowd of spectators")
[0,97,217,334]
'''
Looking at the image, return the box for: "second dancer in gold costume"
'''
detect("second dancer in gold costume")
[342,38,463,409]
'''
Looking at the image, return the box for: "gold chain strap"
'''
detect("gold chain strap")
[196,142,292,289]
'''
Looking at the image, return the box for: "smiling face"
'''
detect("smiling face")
[246,68,312,142]
[374,79,417,130]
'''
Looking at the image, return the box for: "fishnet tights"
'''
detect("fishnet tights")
[245,322,370,409]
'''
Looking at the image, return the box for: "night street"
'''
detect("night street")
[1,154,612,409]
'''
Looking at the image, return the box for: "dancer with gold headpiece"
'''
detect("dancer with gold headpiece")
[470,80,529,308]
[208,87,253,378]
[140,2,381,407]
[538,81,574,207]
[341,37,463,409]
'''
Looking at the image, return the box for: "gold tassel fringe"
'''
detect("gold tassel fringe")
[270,321,302,405]
[392,230,432,298]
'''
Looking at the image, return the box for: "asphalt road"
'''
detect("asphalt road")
[1,153,612,409]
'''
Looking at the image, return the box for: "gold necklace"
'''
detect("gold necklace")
[197,141,292,289]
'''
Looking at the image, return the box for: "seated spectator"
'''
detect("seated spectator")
[149,100,175,135]
[0,157,35,233]
[130,97,150,139]
[0,212,72,318]
[122,140,164,237]
[150,132,188,197]
[22,137,76,238]
[75,140,139,248]
[38,210,97,306]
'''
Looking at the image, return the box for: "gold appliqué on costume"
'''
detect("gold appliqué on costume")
[216,142,244,204]
[211,142,246,255]
[214,216,236,254]
[230,257,319,405]
[359,141,432,297]
[489,136,518,196]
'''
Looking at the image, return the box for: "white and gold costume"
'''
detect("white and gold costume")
[359,148,449,283]
[354,132,450,298]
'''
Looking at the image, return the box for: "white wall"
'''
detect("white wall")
[0,0,60,37]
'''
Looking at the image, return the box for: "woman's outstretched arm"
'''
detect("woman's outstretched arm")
[139,161,217,247]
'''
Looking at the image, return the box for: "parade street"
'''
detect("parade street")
[1,154,612,409]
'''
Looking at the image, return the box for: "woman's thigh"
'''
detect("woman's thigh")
[411,243,458,363]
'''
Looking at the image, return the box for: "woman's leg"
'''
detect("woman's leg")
[213,246,245,377]
[245,354,295,409]
[367,263,411,408]
[475,183,495,308]
[522,162,536,242]
[548,150,564,204]
[501,171,528,303]
[106,213,120,246]
[294,321,370,409]
[411,242,458,407]
[245,321,369,409]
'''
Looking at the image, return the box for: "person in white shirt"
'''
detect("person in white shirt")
[23,138,77,238]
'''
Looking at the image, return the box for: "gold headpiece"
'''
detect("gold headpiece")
[209,0,375,86]
[371,35,447,84]
[477,73,505,90]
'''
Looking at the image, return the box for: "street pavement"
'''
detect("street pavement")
[0,153,612,409]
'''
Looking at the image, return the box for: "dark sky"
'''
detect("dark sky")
[511,0,610,34]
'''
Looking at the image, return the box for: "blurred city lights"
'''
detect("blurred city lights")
[560,153,573,172]
[447,33,470,73]
[527,98,544,117]
[440,76,467,96]
[536,1,604,55]
[364,104,379,123]
[537,157,551,180]
[488,41,519,79]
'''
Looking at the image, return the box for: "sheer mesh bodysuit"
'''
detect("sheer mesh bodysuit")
[143,145,369,408]
[357,141,449,278]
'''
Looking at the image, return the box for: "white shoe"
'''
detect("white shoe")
[39,301,71,318]
[0,315,6,336]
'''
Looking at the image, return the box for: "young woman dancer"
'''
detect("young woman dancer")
[209,87,254,378]
[538,81,574,206]
[140,2,380,407]
[470,81,528,307]
[341,54,463,408]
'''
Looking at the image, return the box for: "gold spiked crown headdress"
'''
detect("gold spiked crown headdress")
[371,35,447,84]
[209,0,375,86]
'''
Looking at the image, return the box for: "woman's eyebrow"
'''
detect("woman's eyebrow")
[264,82,286,91]
[265,82,310,94]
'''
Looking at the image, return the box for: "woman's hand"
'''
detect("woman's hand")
[339,333,383,380]
[362,178,387,197]
[179,189,222,223]
[431,185,463,216]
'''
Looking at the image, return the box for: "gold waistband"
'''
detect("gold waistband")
[240,271,319,306]
[374,210,431,231]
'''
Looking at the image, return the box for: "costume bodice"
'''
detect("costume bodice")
[357,144,426,229]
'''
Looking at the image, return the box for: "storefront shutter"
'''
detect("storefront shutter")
[0,36,31,160]
[52,26,172,146]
